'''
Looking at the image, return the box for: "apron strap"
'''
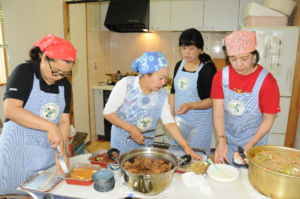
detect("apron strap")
[222,66,230,89]
[252,68,269,92]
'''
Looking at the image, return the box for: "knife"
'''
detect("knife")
[56,145,71,177]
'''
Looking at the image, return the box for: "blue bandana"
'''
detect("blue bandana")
[131,51,169,75]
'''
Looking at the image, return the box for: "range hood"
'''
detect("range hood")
[104,0,149,33]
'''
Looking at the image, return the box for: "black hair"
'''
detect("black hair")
[26,46,74,64]
[179,28,212,63]
[225,50,260,67]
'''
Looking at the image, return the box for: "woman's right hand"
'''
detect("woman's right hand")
[47,123,65,154]
[214,142,229,164]
[128,125,145,145]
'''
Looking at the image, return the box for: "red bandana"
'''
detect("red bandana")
[33,34,77,62]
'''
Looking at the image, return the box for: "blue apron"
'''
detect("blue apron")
[0,74,65,189]
[110,76,166,153]
[222,66,269,167]
[169,60,213,157]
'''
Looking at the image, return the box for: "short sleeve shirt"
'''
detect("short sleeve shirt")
[3,59,71,122]
[210,65,280,114]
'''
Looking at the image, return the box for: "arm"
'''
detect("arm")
[176,98,212,114]
[212,98,229,164]
[164,123,202,160]
[4,98,65,151]
[244,113,276,152]
[169,94,175,118]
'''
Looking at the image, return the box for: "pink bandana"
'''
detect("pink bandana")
[33,34,77,62]
[225,31,257,56]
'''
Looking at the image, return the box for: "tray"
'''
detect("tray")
[175,117,197,145]
[64,163,101,186]
[20,171,63,192]
[88,149,119,167]
[176,160,209,175]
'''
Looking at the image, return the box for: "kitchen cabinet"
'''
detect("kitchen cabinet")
[170,0,204,31]
[203,0,239,31]
[94,89,105,136]
[239,0,264,26]
[100,2,109,31]
[150,0,171,31]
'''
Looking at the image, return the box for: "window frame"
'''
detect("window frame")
[0,1,8,87]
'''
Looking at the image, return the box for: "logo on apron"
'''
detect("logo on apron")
[40,102,60,121]
[228,100,245,115]
[177,78,188,91]
[137,117,153,130]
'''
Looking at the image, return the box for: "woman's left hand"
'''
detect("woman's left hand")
[176,103,191,114]
[184,147,203,161]
[55,153,70,175]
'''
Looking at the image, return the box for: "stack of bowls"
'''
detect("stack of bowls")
[92,170,115,192]
[105,164,121,180]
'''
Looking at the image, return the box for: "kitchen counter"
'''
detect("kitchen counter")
[44,154,255,199]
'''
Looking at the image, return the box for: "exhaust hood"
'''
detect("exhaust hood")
[104,0,149,33]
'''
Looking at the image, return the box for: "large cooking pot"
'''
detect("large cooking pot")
[106,70,127,82]
[115,147,191,196]
[246,145,300,199]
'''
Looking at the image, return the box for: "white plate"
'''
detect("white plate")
[207,164,239,182]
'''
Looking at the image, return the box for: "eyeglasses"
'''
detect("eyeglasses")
[48,61,72,78]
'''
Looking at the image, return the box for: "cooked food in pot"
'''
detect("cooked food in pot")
[251,150,300,177]
[188,161,208,174]
[90,152,119,163]
[71,168,98,180]
[123,156,173,175]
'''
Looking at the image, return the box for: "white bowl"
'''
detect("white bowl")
[263,0,297,16]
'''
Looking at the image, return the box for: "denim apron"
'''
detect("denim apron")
[0,74,65,189]
[110,76,166,153]
[222,66,269,167]
[169,60,213,158]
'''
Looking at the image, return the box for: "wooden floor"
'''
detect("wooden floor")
[86,141,215,161]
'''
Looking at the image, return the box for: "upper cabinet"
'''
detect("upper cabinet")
[203,0,239,31]
[239,0,264,26]
[150,0,171,31]
[170,0,204,31]
[100,2,109,31]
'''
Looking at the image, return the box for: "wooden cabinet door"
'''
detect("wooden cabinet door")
[170,0,204,31]
[150,0,171,31]
[203,0,239,31]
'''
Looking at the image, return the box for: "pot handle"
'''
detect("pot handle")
[233,147,249,167]
[107,148,120,161]
[179,154,191,167]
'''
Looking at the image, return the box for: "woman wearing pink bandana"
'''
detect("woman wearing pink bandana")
[0,34,76,189]
[211,31,280,167]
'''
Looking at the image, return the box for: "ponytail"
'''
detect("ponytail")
[199,52,212,64]
[26,46,43,62]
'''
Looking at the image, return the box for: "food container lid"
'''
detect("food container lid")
[20,171,63,192]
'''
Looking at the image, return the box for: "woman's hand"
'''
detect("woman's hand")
[47,123,65,154]
[184,147,203,161]
[55,153,70,175]
[128,125,145,145]
[176,103,191,115]
[244,141,255,153]
[214,141,229,164]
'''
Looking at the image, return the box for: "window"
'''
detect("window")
[0,1,8,86]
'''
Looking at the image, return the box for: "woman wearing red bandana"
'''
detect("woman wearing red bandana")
[0,34,77,189]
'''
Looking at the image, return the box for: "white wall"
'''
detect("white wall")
[69,4,90,142]
[1,0,64,121]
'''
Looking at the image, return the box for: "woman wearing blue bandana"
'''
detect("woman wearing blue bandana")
[103,51,202,160]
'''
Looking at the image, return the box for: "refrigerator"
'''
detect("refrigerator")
[241,26,300,146]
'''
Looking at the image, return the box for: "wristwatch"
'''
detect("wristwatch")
[217,135,228,144]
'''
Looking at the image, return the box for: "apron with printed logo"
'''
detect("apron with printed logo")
[110,76,166,153]
[0,74,65,189]
[169,60,213,158]
[222,66,269,167]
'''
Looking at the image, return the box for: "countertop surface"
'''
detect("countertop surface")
[42,154,256,199]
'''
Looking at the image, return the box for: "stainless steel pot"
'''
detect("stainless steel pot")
[106,70,127,82]
[116,147,191,196]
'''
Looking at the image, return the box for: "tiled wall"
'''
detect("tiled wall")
[87,3,111,143]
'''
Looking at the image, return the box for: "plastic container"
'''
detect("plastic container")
[263,0,297,16]
[88,149,119,167]
[244,16,288,26]
[243,2,285,19]
[64,163,101,186]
